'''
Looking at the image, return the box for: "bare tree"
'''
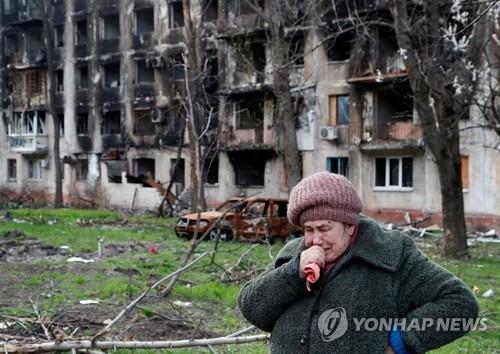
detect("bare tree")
[318,0,497,257]
[36,0,63,208]
[264,0,306,190]
[391,0,496,257]
[471,5,500,144]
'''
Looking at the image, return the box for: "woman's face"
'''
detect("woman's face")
[303,220,355,263]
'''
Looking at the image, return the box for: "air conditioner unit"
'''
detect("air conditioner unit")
[319,126,338,141]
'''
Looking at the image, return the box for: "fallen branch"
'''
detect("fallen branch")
[1,334,269,353]
[221,244,260,281]
[92,251,212,341]
[225,325,257,338]
[29,298,51,340]
[160,196,255,297]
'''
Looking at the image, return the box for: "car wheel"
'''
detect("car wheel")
[209,229,219,241]
[219,229,233,241]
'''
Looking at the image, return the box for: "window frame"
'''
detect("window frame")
[134,8,155,35]
[27,159,43,180]
[328,94,350,126]
[135,60,155,84]
[373,156,413,191]
[326,157,349,177]
[7,159,17,181]
[75,159,89,181]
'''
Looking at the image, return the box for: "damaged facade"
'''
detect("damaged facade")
[0,0,499,230]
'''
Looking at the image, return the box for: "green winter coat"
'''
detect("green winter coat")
[238,215,479,353]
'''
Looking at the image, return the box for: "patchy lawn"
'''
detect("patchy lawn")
[0,208,498,353]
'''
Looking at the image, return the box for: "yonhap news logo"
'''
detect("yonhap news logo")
[317,307,487,342]
[317,307,348,341]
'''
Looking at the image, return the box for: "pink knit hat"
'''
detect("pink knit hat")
[287,172,362,227]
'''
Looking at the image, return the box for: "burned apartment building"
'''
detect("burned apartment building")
[0,0,499,229]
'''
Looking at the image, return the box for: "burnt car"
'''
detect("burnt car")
[174,197,301,243]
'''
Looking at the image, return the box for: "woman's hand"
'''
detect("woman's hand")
[299,246,325,278]
[384,346,395,354]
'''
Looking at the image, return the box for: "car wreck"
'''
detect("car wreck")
[175,197,301,243]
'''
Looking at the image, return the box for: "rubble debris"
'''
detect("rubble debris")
[67,257,94,264]
[467,229,500,246]
[481,289,494,298]
[79,300,101,305]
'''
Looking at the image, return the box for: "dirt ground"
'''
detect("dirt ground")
[0,231,222,342]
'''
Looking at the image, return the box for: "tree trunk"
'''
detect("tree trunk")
[267,0,302,191]
[183,0,206,212]
[437,150,468,257]
[393,0,468,258]
[42,0,63,208]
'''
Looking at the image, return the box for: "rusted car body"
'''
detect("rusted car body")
[174,197,301,242]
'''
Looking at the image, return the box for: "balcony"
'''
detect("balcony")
[8,135,49,154]
[360,122,424,152]
[386,121,422,141]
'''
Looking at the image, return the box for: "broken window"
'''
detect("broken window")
[10,111,46,135]
[75,19,87,45]
[133,109,155,135]
[375,157,413,189]
[245,201,267,217]
[8,159,17,181]
[134,158,155,180]
[103,63,120,87]
[77,112,88,135]
[235,39,266,80]
[76,159,88,181]
[26,29,44,61]
[377,86,413,121]
[78,66,88,89]
[203,157,218,184]
[288,34,304,66]
[54,25,64,47]
[4,33,19,56]
[55,70,64,92]
[135,60,154,83]
[202,0,218,22]
[58,114,65,136]
[327,157,349,177]
[102,110,121,134]
[232,151,266,187]
[135,8,154,34]
[169,1,184,29]
[272,201,288,217]
[328,95,350,125]
[327,30,355,62]
[27,159,43,180]
[101,14,120,39]
[461,155,469,190]
[170,158,185,184]
[236,98,264,129]
[170,54,185,81]
[378,27,402,72]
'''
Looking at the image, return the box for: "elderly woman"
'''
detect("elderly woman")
[238,172,479,354]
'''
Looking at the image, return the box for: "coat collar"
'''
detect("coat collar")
[348,215,405,273]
